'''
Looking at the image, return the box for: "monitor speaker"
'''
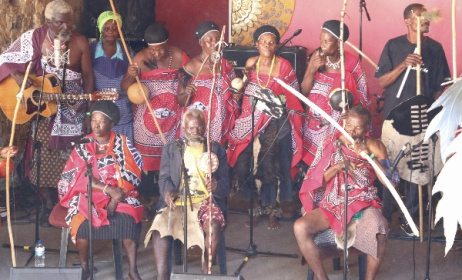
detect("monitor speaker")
[171,273,245,280]
[10,267,84,280]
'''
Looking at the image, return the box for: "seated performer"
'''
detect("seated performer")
[58,101,144,279]
[294,105,393,280]
[227,25,304,230]
[177,21,237,144]
[145,109,230,279]
[0,0,94,226]
[91,11,134,142]
[301,20,369,166]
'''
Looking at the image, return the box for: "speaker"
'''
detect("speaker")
[222,45,307,83]
[170,273,245,280]
[10,267,84,280]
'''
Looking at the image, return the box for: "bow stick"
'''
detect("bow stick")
[6,62,32,266]
[274,77,420,237]
[205,25,226,275]
[452,0,457,81]
[345,41,377,69]
[339,0,348,114]
[108,0,166,144]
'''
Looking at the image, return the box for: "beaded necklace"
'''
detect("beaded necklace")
[200,52,214,73]
[166,48,173,69]
[47,29,66,51]
[326,56,341,69]
[256,55,275,88]
[96,140,110,153]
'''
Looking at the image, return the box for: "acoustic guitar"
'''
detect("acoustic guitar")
[0,74,119,124]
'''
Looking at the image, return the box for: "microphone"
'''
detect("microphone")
[388,144,407,175]
[54,39,62,67]
[317,118,330,128]
[70,137,94,146]
[276,29,302,52]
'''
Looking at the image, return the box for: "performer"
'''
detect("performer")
[0,0,94,226]
[301,20,369,166]
[177,20,237,144]
[144,109,230,279]
[91,11,134,142]
[57,101,144,279]
[294,105,392,280]
[227,25,304,230]
[375,3,450,235]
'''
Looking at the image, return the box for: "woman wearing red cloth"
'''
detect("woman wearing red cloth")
[227,25,304,230]
[57,101,144,279]
[301,20,370,166]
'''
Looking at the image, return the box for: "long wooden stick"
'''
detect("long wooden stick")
[275,77,420,237]
[339,0,348,114]
[452,0,457,81]
[108,0,166,144]
[6,62,32,266]
[206,26,226,275]
[345,41,378,69]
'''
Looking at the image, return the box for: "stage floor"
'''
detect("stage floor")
[1,194,461,280]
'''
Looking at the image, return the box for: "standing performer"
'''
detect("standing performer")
[177,21,237,145]
[121,24,189,211]
[91,11,134,142]
[294,105,392,280]
[227,25,304,230]
[58,101,144,279]
[145,109,230,279]
[301,20,369,166]
[375,3,450,235]
[0,0,94,226]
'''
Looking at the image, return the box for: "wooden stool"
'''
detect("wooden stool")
[306,229,367,280]
[48,203,124,280]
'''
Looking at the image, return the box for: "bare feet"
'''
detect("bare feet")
[267,214,281,230]
[128,269,142,280]
[245,215,262,227]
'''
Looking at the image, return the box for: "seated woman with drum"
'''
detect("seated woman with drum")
[301,20,370,166]
[228,25,304,230]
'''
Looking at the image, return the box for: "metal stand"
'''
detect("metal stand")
[359,0,371,61]
[226,97,298,277]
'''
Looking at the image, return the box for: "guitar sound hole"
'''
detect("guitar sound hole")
[31,90,44,104]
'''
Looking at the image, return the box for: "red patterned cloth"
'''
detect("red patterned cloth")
[179,58,237,145]
[299,135,381,234]
[302,52,369,166]
[227,58,304,176]
[57,132,144,243]
[133,52,189,171]
[197,200,226,231]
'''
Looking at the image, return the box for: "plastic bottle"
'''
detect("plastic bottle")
[34,239,45,267]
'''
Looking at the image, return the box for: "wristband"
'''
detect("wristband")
[85,112,91,116]
[369,153,375,159]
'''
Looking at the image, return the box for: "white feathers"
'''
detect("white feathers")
[424,79,462,162]
[432,138,462,255]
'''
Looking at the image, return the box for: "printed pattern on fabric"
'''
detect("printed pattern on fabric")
[0,29,34,65]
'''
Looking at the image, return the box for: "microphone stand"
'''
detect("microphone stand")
[79,144,94,280]
[424,134,437,280]
[227,95,298,277]
[359,0,371,61]
[276,29,302,54]
[336,141,350,280]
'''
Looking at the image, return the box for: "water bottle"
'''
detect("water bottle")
[34,239,45,267]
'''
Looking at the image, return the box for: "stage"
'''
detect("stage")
[0,194,461,280]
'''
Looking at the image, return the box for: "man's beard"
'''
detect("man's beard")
[57,30,71,42]
[185,135,205,143]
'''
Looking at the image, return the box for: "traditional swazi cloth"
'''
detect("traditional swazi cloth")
[57,132,144,244]
[179,58,237,144]
[91,41,134,142]
[0,26,48,81]
[133,52,189,171]
[227,58,304,176]
[303,52,369,166]
[299,136,382,235]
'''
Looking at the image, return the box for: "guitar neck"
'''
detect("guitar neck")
[41,92,93,101]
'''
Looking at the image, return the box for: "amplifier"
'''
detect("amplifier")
[222,45,307,83]
[10,267,84,280]
[171,273,245,280]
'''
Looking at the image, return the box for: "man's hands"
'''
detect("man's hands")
[165,191,179,210]
[401,53,422,69]
[0,146,18,158]
[206,177,218,193]
[127,63,140,79]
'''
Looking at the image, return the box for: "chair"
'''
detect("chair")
[48,203,124,280]
[306,229,367,280]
